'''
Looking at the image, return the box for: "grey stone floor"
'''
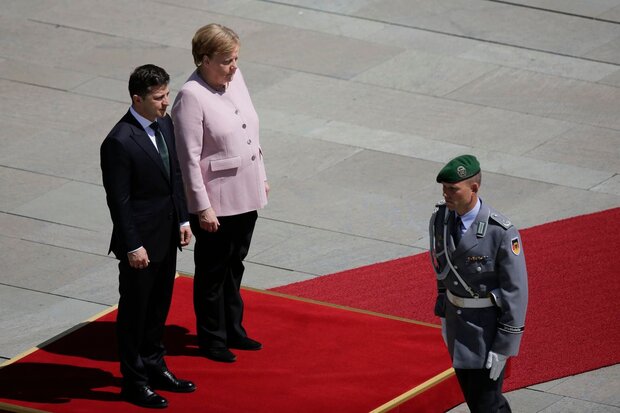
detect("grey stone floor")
[1,1,619,412]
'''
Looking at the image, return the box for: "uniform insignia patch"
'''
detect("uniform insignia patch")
[511,237,521,255]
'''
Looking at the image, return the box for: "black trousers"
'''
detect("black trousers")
[116,248,177,389]
[190,210,257,349]
[454,368,512,413]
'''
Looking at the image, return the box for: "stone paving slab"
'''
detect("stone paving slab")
[592,175,620,195]
[509,0,620,18]
[538,398,620,412]
[260,129,363,184]
[11,180,109,232]
[240,262,318,290]
[446,67,620,130]
[0,128,105,184]
[0,79,126,132]
[526,124,620,174]
[0,236,110,293]
[541,364,620,406]
[0,167,68,212]
[206,0,387,39]
[0,59,95,91]
[352,49,499,97]
[0,284,109,359]
[241,25,404,80]
[51,260,120,307]
[0,213,109,259]
[449,365,620,412]
[263,176,427,247]
[353,0,620,60]
[430,106,573,156]
[303,120,615,191]
[254,72,480,138]
[248,216,415,275]
[459,42,620,82]
[1,1,618,409]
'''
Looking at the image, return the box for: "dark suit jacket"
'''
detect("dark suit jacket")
[101,110,189,262]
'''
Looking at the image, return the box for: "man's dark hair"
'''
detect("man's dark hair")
[128,64,170,98]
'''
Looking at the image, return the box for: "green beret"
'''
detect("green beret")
[436,155,481,183]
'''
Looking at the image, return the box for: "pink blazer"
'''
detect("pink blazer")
[172,69,268,216]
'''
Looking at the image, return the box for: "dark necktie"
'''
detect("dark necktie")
[452,215,463,247]
[150,121,170,179]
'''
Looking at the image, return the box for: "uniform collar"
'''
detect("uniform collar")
[457,198,481,232]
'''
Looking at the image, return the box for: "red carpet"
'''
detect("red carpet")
[274,207,620,391]
[0,277,461,413]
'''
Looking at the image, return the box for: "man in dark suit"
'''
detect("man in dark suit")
[101,64,196,409]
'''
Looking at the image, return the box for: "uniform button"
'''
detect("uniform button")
[242,123,247,129]
[454,265,458,269]
[453,281,458,286]
[476,266,482,273]
[247,139,252,144]
[251,155,256,161]
[456,310,462,315]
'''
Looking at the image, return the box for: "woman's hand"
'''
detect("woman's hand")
[199,207,220,232]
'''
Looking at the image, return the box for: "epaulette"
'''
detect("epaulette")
[489,211,513,230]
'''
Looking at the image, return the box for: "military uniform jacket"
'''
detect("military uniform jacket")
[430,200,528,369]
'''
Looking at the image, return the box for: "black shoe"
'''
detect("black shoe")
[121,385,168,409]
[200,347,237,363]
[229,337,262,351]
[151,370,196,393]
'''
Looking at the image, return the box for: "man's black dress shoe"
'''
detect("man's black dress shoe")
[200,347,237,363]
[229,337,262,351]
[151,370,196,393]
[121,385,168,409]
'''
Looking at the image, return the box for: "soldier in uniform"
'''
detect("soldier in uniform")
[429,155,528,412]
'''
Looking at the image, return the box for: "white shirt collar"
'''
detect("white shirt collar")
[129,106,156,132]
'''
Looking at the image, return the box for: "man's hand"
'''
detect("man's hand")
[440,317,447,346]
[265,181,270,198]
[180,225,192,246]
[199,207,219,232]
[128,247,149,269]
[485,351,508,381]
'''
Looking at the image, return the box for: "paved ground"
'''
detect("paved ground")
[1,1,619,411]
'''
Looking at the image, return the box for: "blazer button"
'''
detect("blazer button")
[251,155,256,161]
[235,109,239,114]
[242,123,247,129]
[247,139,252,144]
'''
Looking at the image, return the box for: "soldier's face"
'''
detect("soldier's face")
[442,180,478,214]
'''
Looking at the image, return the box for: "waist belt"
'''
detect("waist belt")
[447,290,494,308]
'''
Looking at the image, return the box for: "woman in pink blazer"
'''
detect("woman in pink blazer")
[172,23,268,363]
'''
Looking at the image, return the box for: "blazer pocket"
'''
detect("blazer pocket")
[210,156,241,172]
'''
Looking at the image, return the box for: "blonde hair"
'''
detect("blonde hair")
[192,24,239,66]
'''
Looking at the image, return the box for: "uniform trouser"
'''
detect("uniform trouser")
[454,367,511,413]
[190,211,257,349]
[116,248,176,389]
